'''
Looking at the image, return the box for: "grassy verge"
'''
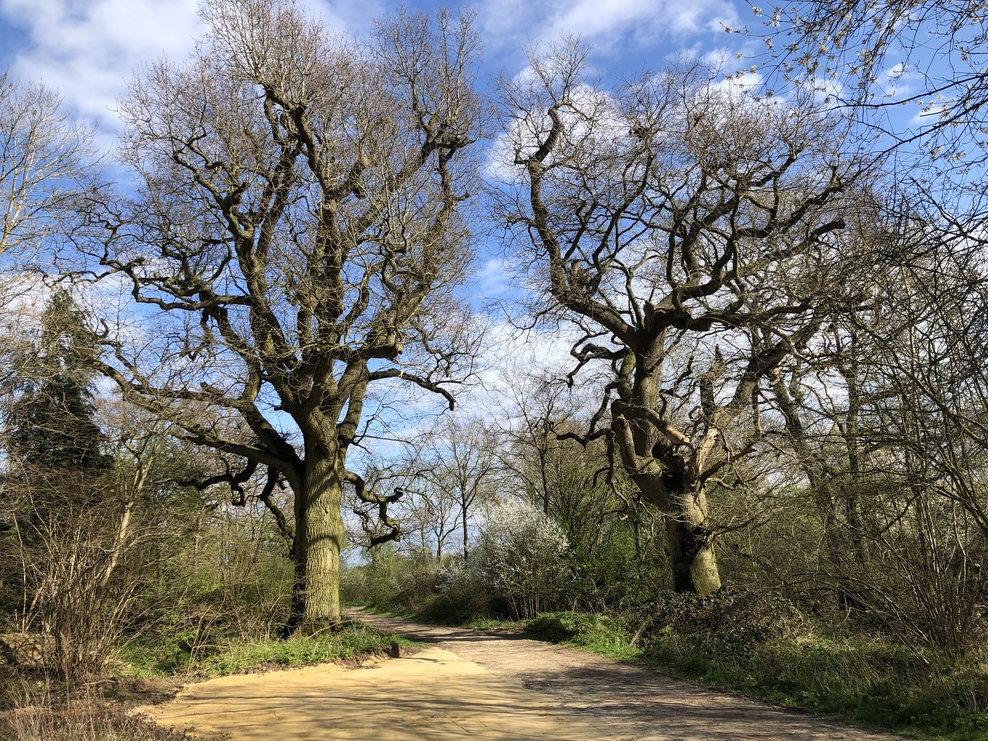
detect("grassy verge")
[525,611,988,741]
[2,620,422,741]
[118,619,419,678]
[346,602,526,631]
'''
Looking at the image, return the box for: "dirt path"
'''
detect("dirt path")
[142,610,898,740]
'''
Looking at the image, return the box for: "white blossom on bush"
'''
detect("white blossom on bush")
[443,500,571,619]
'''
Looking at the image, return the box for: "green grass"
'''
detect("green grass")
[526,612,641,662]
[117,621,421,678]
[647,632,988,741]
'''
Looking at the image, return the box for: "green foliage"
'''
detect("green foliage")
[133,498,296,645]
[641,627,988,741]
[640,586,804,659]
[5,289,110,472]
[341,545,446,617]
[554,495,671,611]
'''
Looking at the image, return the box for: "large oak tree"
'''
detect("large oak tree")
[92,0,483,632]
[495,44,868,595]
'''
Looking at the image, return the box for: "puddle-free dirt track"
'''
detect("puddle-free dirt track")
[141,610,898,740]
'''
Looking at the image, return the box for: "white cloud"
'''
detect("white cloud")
[475,257,515,298]
[0,0,754,155]
[549,0,730,40]
[2,0,203,141]
[0,0,378,152]
[876,61,923,102]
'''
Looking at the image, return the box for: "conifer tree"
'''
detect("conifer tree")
[6,289,110,472]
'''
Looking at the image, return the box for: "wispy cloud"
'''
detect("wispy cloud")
[475,257,515,298]
[478,0,740,64]
[2,0,203,137]
[0,0,752,151]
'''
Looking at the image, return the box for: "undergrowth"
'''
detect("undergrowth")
[526,612,640,662]
[523,596,988,741]
[0,698,215,741]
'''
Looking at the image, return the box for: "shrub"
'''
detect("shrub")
[527,611,632,655]
[341,545,446,615]
[442,501,572,620]
[637,586,804,660]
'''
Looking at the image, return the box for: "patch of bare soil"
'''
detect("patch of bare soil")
[140,610,899,741]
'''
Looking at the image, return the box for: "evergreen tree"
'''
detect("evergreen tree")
[6,289,110,471]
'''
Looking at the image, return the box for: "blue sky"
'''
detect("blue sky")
[0,0,757,149]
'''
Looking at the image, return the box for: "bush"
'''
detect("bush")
[5,482,152,680]
[526,612,633,657]
[341,545,446,616]
[634,586,803,661]
[441,501,572,621]
[1,702,211,741]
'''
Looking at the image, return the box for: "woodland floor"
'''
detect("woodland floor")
[138,609,901,741]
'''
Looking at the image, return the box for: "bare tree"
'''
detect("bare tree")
[418,415,498,559]
[757,187,988,652]
[0,73,95,259]
[377,415,497,560]
[489,367,621,550]
[89,0,483,632]
[495,43,866,595]
[0,75,97,395]
[401,475,461,561]
[491,368,578,516]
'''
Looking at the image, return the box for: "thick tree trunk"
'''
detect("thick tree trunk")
[664,498,721,595]
[614,408,722,596]
[641,479,721,596]
[613,357,723,596]
[289,448,345,634]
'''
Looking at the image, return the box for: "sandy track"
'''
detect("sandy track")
[142,610,898,740]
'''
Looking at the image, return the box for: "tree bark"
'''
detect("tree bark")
[627,466,721,595]
[289,447,346,633]
[664,498,721,595]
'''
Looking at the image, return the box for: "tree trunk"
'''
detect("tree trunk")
[664,498,721,595]
[289,447,345,634]
[612,358,723,596]
[615,408,722,596]
[644,480,721,595]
